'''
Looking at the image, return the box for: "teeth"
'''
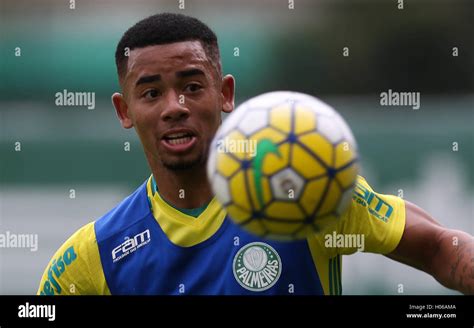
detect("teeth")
[167,136,192,145]
[167,132,188,139]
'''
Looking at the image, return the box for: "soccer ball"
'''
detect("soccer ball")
[207,91,359,240]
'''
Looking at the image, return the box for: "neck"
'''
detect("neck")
[151,163,213,209]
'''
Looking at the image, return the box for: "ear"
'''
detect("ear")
[112,92,133,129]
[221,74,235,114]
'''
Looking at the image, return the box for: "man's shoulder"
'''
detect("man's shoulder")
[37,221,99,295]
[94,180,150,242]
[38,180,150,295]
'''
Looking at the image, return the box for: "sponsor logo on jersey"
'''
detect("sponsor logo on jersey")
[233,242,282,292]
[111,229,151,263]
[353,182,393,222]
[39,246,77,295]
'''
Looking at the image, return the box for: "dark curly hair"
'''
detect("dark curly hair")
[115,13,222,85]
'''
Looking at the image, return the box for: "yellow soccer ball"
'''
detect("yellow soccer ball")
[207,91,359,240]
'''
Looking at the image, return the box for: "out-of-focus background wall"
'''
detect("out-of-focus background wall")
[1,0,472,294]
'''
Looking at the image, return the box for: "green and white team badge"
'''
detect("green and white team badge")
[233,242,282,292]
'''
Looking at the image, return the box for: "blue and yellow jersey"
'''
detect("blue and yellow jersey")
[37,175,405,295]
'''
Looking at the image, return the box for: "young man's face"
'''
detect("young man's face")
[113,41,234,170]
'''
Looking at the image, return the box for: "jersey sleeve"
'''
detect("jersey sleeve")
[37,222,110,295]
[331,176,406,256]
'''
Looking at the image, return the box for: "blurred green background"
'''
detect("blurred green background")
[0,0,473,294]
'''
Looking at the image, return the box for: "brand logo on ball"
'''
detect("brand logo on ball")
[233,242,282,291]
[253,139,280,209]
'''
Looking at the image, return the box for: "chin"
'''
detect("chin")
[162,154,204,171]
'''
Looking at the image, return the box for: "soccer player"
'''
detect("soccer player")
[38,13,473,295]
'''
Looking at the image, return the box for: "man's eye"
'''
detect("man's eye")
[184,83,202,93]
[143,89,160,99]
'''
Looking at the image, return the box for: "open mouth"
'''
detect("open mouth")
[163,132,194,145]
[161,130,197,153]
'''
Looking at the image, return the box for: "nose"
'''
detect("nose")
[160,90,190,122]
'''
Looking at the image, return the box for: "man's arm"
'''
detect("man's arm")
[386,201,474,294]
[37,222,110,295]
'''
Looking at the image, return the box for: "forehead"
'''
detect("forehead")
[125,41,211,82]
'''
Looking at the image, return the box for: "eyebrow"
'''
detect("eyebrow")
[135,74,161,87]
[176,68,205,78]
[134,69,205,87]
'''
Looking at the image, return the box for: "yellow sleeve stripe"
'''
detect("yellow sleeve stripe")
[37,222,111,295]
[86,223,111,295]
[329,259,334,295]
[307,235,330,295]
[329,255,342,295]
